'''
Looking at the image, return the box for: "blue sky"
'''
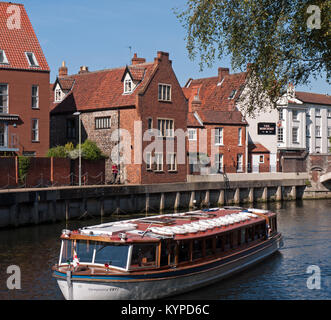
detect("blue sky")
[20,0,330,94]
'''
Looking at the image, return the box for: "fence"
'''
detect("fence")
[0,157,105,189]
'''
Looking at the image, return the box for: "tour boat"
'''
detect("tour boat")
[52,207,283,300]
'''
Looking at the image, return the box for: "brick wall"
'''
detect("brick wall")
[0,158,16,188]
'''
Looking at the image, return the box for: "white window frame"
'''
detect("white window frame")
[277,127,284,143]
[124,79,132,94]
[328,109,331,118]
[0,50,9,64]
[155,153,163,172]
[31,85,39,109]
[188,128,197,141]
[146,152,152,171]
[279,108,284,121]
[215,153,224,173]
[95,117,111,130]
[25,52,39,67]
[238,128,242,146]
[292,110,299,121]
[158,84,171,102]
[167,153,177,172]
[315,126,321,138]
[315,108,321,117]
[215,127,224,145]
[0,122,8,147]
[0,84,8,113]
[157,119,174,138]
[237,154,243,172]
[55,89,62,102]
[292,127,299,143]
[32,119,39,142]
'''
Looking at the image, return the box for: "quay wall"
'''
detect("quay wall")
[0,177,309,229]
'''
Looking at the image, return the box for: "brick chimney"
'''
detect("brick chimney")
[79,66,89,74]
[218,67,229,82]
[59,61,68,77]
[155,51,171,64]
[131,53,146,65]
[191,88,202,112]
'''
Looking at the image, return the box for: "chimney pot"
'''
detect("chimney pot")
[79,66,89,74]
[218,67,229,82]
[131,53,146,65]
[59,61,68,77]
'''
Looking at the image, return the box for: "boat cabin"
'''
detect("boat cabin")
[57,208,278,273]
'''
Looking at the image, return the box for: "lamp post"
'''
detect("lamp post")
[73,111,82,186]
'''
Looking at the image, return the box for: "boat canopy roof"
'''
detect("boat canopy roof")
[61,208,275,243]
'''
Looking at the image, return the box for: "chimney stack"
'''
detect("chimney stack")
[131,53,146,65]
[79,66,89,74]
[218,67,229,82]
[59,61,68,77]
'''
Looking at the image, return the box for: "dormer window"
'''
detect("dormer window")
[124,79,132,93]
[228,90,237,99]
[55,89,62,102]
[25,52,39,67]
[0,50,9,64]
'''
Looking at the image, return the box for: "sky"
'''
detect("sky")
[18,0,330,94]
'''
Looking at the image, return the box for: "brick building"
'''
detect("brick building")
[50,51,188,184]
[183,68,248,175]
[0,2,50,156]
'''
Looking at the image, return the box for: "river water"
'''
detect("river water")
[0,199,330,300]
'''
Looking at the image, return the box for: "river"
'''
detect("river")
[0,199,330,300]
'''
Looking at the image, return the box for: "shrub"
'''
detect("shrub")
[46,146,67,158]
[18,156,31,184]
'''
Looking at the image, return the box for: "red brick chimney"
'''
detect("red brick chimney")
[131,53,146,65]
[218,67,229,82]
[155,51,171,64]
[58,61,68,77]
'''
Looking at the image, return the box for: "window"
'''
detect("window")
[94,243,129,270]
[259,155,264,163]
[328,127,331,138]
[167,153,177,172]
[315,108,321,117]
[0,50,8,64]
[215,153,223,173]
[66,119,76,139]
[124,79,132,93]
[157,119,174,137]
[32,119,39,142]
[130,244,157,269]
[228,90,237,99]
[237,154,243,172]
[0,84,8,113]
[146,152,152,171]
[215,127,224,145]
[25,52,39,67]
[31,85,39,109]
[158,84,171,101]
[95,117,111,130]
[277,127,284,142]
[328,109,331,118]
[279,108,284,121]
[147,118,153,131]
[292,127,299,143]
[0,123,6,147]
[188,128,197,141]
[315,126,321,137]
[238,128,242,146]
[22,151,36,157]
[292,110,299,120]
[55,89,62,102]
[155,153,163,171]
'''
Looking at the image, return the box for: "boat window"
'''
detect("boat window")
[178,240,190,263]
[76,240,95,263]
[192,239,203,260]
[160,241,169,267]
[94,243,129,269]
[205,238,214,256]
[131,244,157,269]
[215,235,224,252]
[61,240,73,264]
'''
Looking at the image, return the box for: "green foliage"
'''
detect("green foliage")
[46,140,106,160]
[46,145,67,158]
[175,0,331,114]
[18,156,31,184]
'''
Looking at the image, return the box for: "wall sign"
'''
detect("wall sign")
[258,122,276,135]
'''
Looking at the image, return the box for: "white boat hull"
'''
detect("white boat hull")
[56,235,283,300]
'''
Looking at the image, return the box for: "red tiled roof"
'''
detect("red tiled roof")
[187,112,204,127]
[295,91,331,106]
[50,63,155,114]
[198,109,247,125]
[0,2,49,72]
[249,143,270,153]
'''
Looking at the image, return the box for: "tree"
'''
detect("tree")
[175,0,331,114]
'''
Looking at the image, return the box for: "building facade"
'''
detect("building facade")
[0,2,50,156]
[50,52,188,184]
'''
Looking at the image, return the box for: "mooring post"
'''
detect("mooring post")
[276,186,282,201]
[249,187,254,203]
[189,191,196,209]
[262,187,268,202]
[204,190,210,207]
[218,189,225,207]
[160,193,165,213]
[234,188,240,205]
[174,192,181,212]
